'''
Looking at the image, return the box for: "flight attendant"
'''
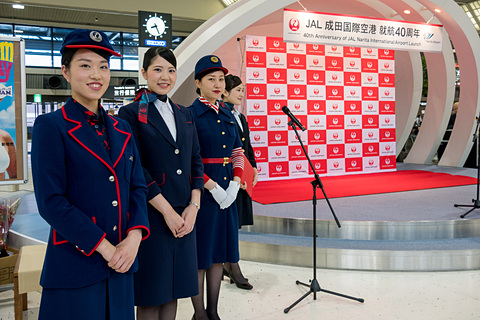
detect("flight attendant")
[189,55,244,320]
[222,74,258,290]
[31,29,150,320]
[118,47,204,320]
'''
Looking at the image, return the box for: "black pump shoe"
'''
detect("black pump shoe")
[226,269,253,290]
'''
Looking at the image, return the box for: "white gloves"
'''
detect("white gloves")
[209,183,227,206]
[219,181,240,209]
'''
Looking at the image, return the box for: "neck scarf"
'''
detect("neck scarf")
[199,96,219,113]
[135,88,168,123]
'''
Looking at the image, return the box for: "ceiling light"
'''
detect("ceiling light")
[404,9,411,14]
[12,4,24,9]
[434,9,441,13]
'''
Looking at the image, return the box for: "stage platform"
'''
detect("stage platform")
[5,163,480,272]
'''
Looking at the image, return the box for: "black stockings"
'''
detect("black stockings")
[191,263,223,320]
[136,299,177,320]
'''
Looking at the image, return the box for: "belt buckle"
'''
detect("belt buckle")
[223,157,229,166]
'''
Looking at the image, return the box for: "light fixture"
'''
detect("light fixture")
[404,9,411,15]
[434,8,441,13]
[220,0,238,7]
[12,4,24,9]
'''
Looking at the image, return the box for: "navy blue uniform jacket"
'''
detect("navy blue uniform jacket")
[118,99,204,205]
[31,98,150,289]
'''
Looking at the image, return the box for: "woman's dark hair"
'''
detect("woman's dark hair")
[61,48,111,68]
[224,74,242,93]
[143,47,177,71]
[195,68,226,95]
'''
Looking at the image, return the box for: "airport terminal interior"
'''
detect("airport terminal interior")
[1,0,480,319]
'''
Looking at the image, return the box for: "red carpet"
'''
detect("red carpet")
[251,170,477,204]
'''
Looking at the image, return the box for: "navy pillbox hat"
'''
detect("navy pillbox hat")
[60,29,121,57]
[194,55,228,79]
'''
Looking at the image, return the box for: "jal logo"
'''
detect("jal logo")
[332,103,338,110]
[274,56,280,63]
[384,90,390,96]
[350,89,356,95]
[331,46,337,51]
[385,118,391,124]
[313,58,319,65]
[274,87,281,94]
[368,117,374,124]
[255,150,261,157]
[314,133,321,139]
[333,147,339,154]
[275,134,282,141]
[367,76,373,82]
[351,132,356,138]
[384,49,390,55]
[333,132,339,139]
[314,118,320,125]
[368,146,374,152]
[276,164,283,172]
[385,145,391,151]
[296,164,302,170]
[332,89,338,96]
[295,148,302,156]
[294,57,300,64]
[350,103,356,110]
[369,160,374,166]
[258,166,262,173]
[253,71,260,78]
[314,103,320,110]
[368,89,374,96]
[350,75,356,81]
[368,104,374,110]
[253,55,260,62]
[313,45,319,50]
[385,104,391,110]
[294,87,301,95]
[351,160,357,167]
[367,61,373,68]
[385,131,391,138]
[385,158,391,165]
[274,71,281,79]
[273,40,280,47]
[367,48,373,54]
[349,47,355,53]
[315,147,321,154]
[254,134,261,141]
[294,72,301,79]
[350,61,356,67]
[253,103,260,110]
[368,132,374,138]
[315,163,321,169]
[351,118,356,124]
[275,150,282,156]
[384,76,390,83]
[289,19,300,31]
[384,62,390,69]
[253,87,260,94]
[313,88,320,95]
[294,103,301,110]
[275,119,281,125]
[333,162,339,168]
[313,73,320,80]
[254,119,261,126]
[294,43,300,49]
[332,118,339,125]
[274,103,281,110]
[252,39,259,46]
[332,59,338,67]
[351,146,357,152]
[332,74,338,81]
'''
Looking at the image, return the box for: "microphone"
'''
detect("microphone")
[282,106,306,131]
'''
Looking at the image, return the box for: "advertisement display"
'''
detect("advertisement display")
[246,35,396,181]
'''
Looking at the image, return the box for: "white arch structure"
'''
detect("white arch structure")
[171,0,480,167]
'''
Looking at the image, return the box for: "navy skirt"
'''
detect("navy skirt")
[39,271,134,320]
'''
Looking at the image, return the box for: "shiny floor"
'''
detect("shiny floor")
[1,260,479,320]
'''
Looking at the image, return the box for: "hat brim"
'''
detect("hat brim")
[66,44,122,57]
[195,66,228,79]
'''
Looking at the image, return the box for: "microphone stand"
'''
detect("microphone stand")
[454,113,480,218]
[283,120,364,314]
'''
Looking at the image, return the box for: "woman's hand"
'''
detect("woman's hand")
[96,238,116,262]
[177,204,198,237]
[164,211,185,237]
[108,229,142,273]
[253,168,259,187]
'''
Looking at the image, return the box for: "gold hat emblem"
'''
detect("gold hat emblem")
[211,56,219,63]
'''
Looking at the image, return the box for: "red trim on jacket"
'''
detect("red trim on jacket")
[127,225,150,241]
[84,233,107,256]
[53,229,68,245]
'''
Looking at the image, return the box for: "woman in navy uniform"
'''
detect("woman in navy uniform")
[31,29,150,320]
[222,75,258,290]
[189,55,244,320]
[118,47,204,320]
